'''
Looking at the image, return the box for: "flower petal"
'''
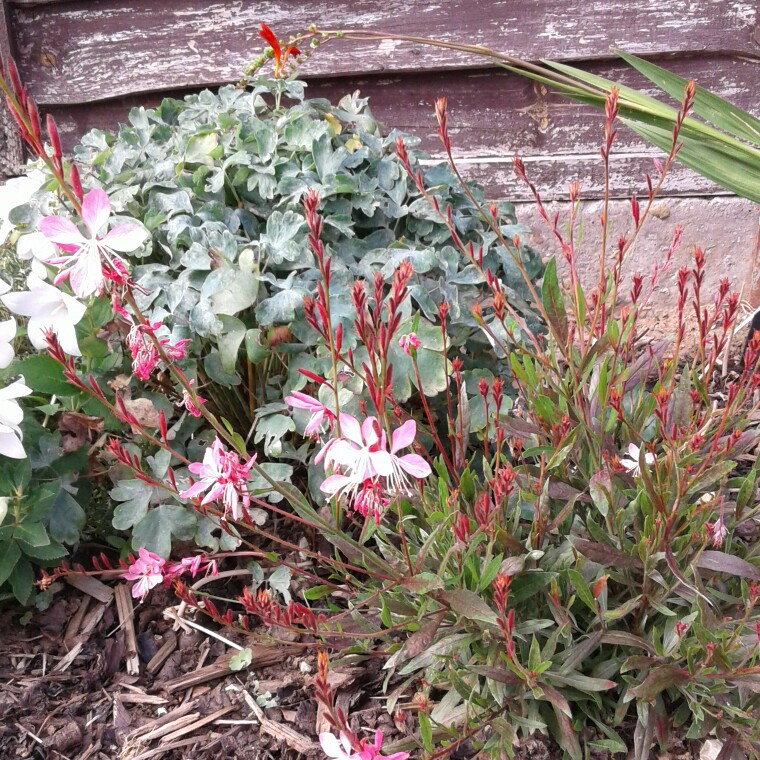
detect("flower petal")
[81,188,111,236]
[319,732,344,759]
[0,379,32,402]
[102,223,149,252]
[397,453,432,479]
[0,317,16,343]
[338,413,363,446]
[390,419,417,453]
[39,215,85,247]
[320,474,353,495]
[0,342,14,370]
[368,449,393,477]
[69,242,104,297]
[0,430,25,459]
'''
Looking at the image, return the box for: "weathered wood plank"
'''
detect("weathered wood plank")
[10,0,760,105]
[0,0,23,175]
[44,54,759,199]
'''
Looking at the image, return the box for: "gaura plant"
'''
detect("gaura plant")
[0,25,758,760]
[0,47,544,583]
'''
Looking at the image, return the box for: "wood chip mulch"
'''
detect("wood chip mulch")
[0,575,408,760]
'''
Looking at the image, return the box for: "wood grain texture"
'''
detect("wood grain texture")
[44,55,759,199]
[0,0,23,175]
[9,0,760,105]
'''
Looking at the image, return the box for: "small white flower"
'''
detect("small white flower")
[2,273,86,356]
[0,317,16,369]
[620,443,655,476]
[0,377,32,459]
[0,497,8,524]
[17,231,56,279]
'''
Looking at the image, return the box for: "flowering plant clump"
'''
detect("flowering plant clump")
[0,25,759,760]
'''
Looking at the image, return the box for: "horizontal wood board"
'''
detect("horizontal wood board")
[43,54,759,200]
[9,0,760,105]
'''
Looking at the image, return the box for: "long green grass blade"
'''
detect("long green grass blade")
[624,119,760,202]
[614,50,760,147]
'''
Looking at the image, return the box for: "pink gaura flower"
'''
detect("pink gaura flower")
[354,478,388,525]
[164,554,217,582]
[357,731,409,760]
[179,437,256,521]
[285,390,335,437]
[398,332,421,356]
[164,338,191,361]
[320,415,431,512]
[122,547,166,600]
[182,380,206,418]
[707,516,728,547]
[39,188,148,298]
[126,321,190,380]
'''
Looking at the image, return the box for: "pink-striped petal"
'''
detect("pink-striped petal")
[338,413,363,445]
[320,474,352,495]
[396,453,432,479]
[68,243,104,297]
[390,419,417,453]
[39,215,85,248]
[102,223,148,252]
[81,188,111,236]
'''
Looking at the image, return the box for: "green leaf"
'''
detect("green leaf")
[185,132,220,165]
[9,559,35,604]
[111,479,154,530]
[217,316,247,373]
[48,491,86,545]
[629,665,690,700]
[0,541,21,586]
[13,521,50,548]
[16,355,77,396]
[255,288,308,325]
[439,589,498,625]
[268,565,292,603]
[131,505,197,558]
[614,50,760,147]
[541,257,567,345]
[18,540,68,561]
[566,569,596,613]
[400,572,444,594]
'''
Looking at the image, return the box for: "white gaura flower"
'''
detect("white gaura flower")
[17,231,56,279]
[1,273,86,356]
[0,377,32,459]
[620,443,655,476]
[0,317,16,369]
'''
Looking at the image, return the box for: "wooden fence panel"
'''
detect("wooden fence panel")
[3,0,759,199]
[8,0,759,104]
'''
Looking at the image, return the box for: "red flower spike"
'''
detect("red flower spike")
[46,114,62,159]
[259,23,282,70]
[68,163,84,202]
